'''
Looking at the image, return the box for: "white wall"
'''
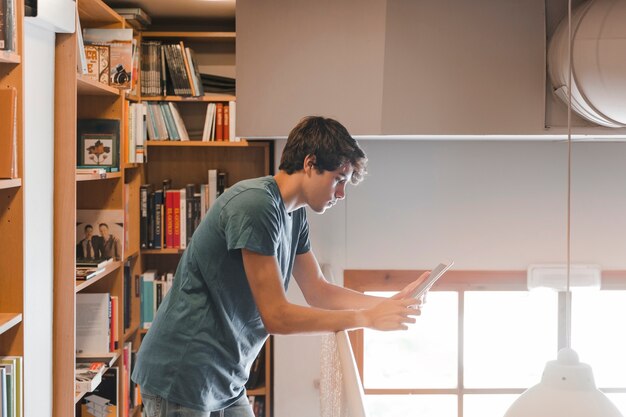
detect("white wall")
[273,138,626,417]
[23,21,56,417]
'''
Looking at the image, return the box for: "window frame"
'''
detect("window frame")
[343,269,626,413]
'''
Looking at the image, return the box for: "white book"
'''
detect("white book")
[208,169,218,209]
[0,367,6,417]
[168,102,189,141]
[228,100,237,142]
[179,188,187,249]
[76,9,88,75]
[202,103,216,142]
[76,293,111,354]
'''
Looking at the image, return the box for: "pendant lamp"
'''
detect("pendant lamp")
[503,1,623,416]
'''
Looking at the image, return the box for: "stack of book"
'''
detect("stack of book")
[0,356,23,417]
[139,170,227,250]
[139,270,174,329]
[141,40,204,97]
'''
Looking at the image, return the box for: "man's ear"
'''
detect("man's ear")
[303,154,316,173]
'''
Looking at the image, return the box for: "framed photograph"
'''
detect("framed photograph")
[76,209,125,262]
[77,119,120,172]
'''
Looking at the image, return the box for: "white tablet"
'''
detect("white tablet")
[409,261,454,299]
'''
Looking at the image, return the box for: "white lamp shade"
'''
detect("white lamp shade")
[504,348,623,417]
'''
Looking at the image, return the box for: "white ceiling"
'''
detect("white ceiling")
[104,0,235,21]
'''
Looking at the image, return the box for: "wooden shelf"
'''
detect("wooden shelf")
[77,75,121,96]
[142,31,236,42]
[0,313,22,335]
[0,178,22,190]
[247,386,267,396]
[0,50,20,64]
[75,261,122,293]
[141,248,183,255]
[141,94,236,102]
[76,172,123,182]
[123,323,140,341]
[77,0,124,27]
[146,140,248,148]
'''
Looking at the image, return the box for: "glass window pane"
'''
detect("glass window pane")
[464,394,520,417]
[571,290,626,387]
[366,394,457,417]
[464,291,557,388]
[363,291,458,389]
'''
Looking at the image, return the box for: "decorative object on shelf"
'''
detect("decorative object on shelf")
[77,119,121,173]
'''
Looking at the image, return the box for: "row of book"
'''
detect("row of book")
[76,293,120,355]
[127,103,148,164]
[141,40,204,97]
[0,0,17,53]
[76,342,140,417]
[146,100,236,142]
[140,270,174,329]
[0,356,22,417]
[139,171,227,250]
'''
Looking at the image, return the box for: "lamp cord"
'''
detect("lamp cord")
[565,0,573,350]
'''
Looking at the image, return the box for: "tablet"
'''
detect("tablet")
[409,261,454,299]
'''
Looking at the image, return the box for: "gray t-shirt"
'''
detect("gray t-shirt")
[132,176,311,411]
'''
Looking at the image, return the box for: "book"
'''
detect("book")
[113,7,151,30]
[77,119,121,172]
[0,0,17,52]
[76,267,105,280]
[80,367,119,417]
[76,293,111,354]
[75,362,107,393]
[0,87,17,179]
[84,44,110,85]
[139,184,151,248]
[0,367,6,417]
[82,29,134,89]
[76,258,112,269]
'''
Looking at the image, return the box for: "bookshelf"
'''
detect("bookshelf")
[53,1,142,417]
[0,0,24,416]
[137,30,273,417]
[53,8,274,417]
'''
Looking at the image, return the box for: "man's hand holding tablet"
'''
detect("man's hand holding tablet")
[394,261,455,309]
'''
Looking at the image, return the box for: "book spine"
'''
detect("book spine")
[165,190,174,249]
[173,190,181,249]
[215,103,224,141]
[140,185,149,248]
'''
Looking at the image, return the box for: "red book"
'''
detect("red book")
[223,104,230,141]
[215,102,224,141]
[172,190,181,248]
[165,190,175,249]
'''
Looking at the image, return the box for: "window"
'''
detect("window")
[344,270,626,417]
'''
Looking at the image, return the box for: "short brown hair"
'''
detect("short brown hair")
[279,116,367,184]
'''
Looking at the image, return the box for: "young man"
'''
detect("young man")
[132,116,428,417]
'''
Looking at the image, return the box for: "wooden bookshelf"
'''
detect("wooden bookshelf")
[0,7,25,417]
[54,2,142,417]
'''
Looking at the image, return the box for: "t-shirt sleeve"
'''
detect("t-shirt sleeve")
[220,188,281,256]
[295,208,311,255]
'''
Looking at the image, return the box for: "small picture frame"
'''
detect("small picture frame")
[77,119,120,172]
